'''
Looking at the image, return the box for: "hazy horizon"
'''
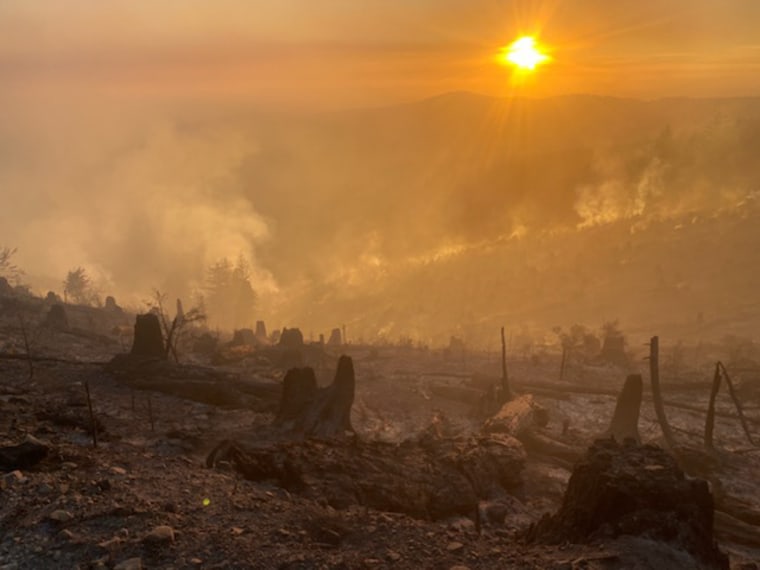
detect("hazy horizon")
[3,2,760,347]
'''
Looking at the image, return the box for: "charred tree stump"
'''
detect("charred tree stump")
[602,374,643,444]
[526,439,729,569]
[275,356,355,438]
[275,368,318,426]
[43,303,69,330]
[130,314,166,360]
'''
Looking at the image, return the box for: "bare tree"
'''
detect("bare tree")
[0,246,24,285]
[147,290,206,363]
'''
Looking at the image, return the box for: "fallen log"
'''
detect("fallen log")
[107,356,282,411]
[206,433,526,520]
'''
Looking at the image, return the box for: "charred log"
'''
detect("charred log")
[206,434,526,520]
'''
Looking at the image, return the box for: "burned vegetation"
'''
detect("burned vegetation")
[1,284,759,569]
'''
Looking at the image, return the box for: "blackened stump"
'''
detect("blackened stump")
[130,314,166,359]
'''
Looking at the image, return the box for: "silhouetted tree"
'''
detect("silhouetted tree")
[0,247,23,285]
[63,267,100,306]
[204,254,257,330]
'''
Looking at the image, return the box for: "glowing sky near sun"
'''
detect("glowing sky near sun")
[1,0,760,107]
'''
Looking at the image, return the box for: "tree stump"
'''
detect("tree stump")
[130,314,166,359]
[231,328,257,346]
[279,327,304,349]
[275,368,318,426]
[255,320,267,340]
[599,334,628,366]
[274,355,355,438]
[328,328,342,346]
[43,304,69,330]
[602,374,643,444]
[526,439,728,569]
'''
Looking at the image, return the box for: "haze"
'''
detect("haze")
[2,0,760,345]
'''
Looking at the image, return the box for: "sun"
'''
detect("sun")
[500,36,550,71]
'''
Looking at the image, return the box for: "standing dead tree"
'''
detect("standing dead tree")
[705,362,757,449]
[148,290,206,363]
[500,326,512,403]
[649,336,677,449]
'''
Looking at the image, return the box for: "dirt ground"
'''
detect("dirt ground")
[1,308,759,569]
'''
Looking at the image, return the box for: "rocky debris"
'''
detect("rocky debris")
[49,509,74,523]
[526,439,729,569]
[142,525,175,544]
[114,558,143,570]
[0,437,49,472]
[207,432,526,520]
[36,403,105,435]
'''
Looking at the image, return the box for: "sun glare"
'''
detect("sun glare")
[501,36,550,71]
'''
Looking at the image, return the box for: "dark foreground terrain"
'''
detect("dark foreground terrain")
[1,303,759,569]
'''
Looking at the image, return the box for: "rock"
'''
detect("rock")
[386,550,401,562]
[114,558,143,570]
[48,510,74,523]
[446,541,465,552]
[142,525,175,544]
[3,470,27,485]
[0,439,49,472]
[526,439,728,569]
[110,466,127,476]
[58,529,76,541]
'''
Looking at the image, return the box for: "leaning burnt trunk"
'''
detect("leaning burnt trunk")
[274,355,355,438]
[130,313,166,360]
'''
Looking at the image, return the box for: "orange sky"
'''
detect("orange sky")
[2,0,760,108]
